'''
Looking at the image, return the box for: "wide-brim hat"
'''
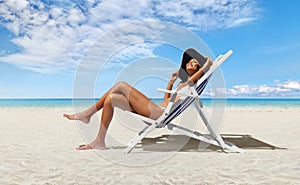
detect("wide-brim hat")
[178,48,207,81]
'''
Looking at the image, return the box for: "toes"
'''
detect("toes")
[76,144,92,150]
[76,145,86,150]
[75,144,107,150]
[63,114,75,120]
[63,114,72,119]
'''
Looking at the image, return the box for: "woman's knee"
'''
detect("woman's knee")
[106,93,132,111]
[103,95,113,106]
[112,81,130,93]
[106,93,123,106]
[115,81,128,87]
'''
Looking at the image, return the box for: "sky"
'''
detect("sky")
[0,0,299,98]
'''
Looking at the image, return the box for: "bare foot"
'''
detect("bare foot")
[76,141,107,150]
[63,113,91,124]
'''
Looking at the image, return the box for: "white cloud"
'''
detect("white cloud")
[153,0,258,30]
[0,0,258,73]
[204,80,300,97]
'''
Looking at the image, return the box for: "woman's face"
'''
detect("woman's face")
[186,59,199,74]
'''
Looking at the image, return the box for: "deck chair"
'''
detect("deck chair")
[124,48,245,154]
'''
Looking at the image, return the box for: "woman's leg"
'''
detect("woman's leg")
[109,82,164,119]
[63,83,126,123]
[75,82,164,150]
[76,93,132,150]
[63,81,163,123]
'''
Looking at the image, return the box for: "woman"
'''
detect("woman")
[63,53,213,150]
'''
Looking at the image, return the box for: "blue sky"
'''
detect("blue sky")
[0,0,299,98]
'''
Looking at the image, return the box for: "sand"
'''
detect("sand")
[0,107,299,185]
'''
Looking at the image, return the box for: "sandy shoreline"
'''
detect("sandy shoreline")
[0,107,299,184]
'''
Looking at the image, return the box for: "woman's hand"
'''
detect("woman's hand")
[199,56,213,72]
[164,70,179,100]
[169,70,179,84]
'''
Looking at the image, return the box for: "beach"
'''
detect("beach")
[0,106,300,185]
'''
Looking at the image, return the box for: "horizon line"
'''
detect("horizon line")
[1,97,300,100]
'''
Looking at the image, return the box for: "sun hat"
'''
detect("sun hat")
[178,48,207,81]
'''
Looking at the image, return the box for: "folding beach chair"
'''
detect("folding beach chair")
[124,49,245,154]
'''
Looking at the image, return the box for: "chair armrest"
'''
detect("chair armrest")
[157,88,200,98]
[157,88,176,94]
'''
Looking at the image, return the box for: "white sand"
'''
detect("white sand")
[0,107,299,185]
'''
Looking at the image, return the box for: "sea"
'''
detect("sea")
[0,98,300,111]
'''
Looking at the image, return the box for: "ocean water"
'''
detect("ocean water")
[0,98,300,111]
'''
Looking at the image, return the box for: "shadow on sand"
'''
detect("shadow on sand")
[141,134,286,152]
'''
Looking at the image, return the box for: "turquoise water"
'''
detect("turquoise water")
[0,98,300,110]
[0,99,96,108]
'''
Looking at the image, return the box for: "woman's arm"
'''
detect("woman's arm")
[175,57,212,91]
[164,71,178,101]
[186,56,212,86]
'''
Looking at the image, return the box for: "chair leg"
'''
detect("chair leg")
[192,101,245,153]
[167,123,245,153]
[124,123,158,154]
[126,125,149,146]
